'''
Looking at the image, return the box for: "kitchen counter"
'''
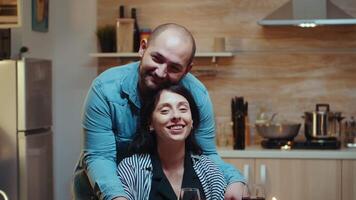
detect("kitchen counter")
[218,145,356,160]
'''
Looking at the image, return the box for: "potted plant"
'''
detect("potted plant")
[96,25,116,52]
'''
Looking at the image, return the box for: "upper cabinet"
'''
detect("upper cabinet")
[0,0,21,28]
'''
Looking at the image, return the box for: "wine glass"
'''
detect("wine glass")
[242,184,250,200]
[179,188,201,200]
[242,184,266,200]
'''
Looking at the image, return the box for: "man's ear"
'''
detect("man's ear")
[138,39,148,57]
[185,63,193,74]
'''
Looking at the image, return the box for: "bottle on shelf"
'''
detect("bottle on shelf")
[119,5,125,18]
[131,8,140,52]
[116,5,134,52]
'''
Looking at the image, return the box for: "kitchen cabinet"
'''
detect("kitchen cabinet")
[224,158,342,200]
[0,0,21,28]
[342,160,356,200]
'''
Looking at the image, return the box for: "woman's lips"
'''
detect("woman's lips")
[167,124,185,129]
[167,124,186,133]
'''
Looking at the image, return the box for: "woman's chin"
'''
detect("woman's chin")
[166,134,189,143]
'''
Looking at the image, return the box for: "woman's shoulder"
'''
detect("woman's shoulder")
[118,154,151,169]
[191,154,223,175]
[192,154,216,166]
[191,154,225,179]
[191,154,227,199]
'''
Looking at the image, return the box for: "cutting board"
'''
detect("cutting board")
[116,18,134,52]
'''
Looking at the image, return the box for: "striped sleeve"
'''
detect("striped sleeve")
[117,154,153,200]
[194,155,227,200]
[117,156,137,200]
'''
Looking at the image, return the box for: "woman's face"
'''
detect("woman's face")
[150,90,193,143]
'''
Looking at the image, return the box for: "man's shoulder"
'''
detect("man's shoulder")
[94,62,139,84]
[90,62,139,101]
[181,73,208,95]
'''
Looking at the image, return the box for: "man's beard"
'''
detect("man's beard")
[145,81,170,95]
[153,80,172,90]
[141,79,178,99]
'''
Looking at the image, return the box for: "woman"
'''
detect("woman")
[117,85,227,200]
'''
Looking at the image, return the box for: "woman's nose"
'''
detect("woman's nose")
[171,110,181,121]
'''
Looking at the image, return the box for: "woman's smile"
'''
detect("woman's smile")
[151,90,193,142]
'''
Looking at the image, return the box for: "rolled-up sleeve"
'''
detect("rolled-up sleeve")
[82,80,125,200]
[194,88,246,185]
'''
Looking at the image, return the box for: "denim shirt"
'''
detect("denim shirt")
[74,62,245,200]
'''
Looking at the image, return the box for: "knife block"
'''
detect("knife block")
[116,18,134,52]
[231,96,247,150]
[233,112,245,149]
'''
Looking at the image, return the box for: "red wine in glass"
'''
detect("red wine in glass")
[242,197,265,200]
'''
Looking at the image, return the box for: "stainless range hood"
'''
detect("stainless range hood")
[258,0,356,27]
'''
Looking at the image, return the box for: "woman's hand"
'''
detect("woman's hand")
[224,182,247,200]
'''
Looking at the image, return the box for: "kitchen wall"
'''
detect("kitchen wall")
[98,0,356,139]
[12,0,97,199]
[6,0,353,199]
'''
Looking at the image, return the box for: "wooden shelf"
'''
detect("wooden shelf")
[0,16,19,28]
[0,0,22,28]
[89,52,234,63]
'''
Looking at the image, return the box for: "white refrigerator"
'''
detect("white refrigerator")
[0,58,53,200]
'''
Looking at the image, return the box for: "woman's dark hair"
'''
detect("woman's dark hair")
[129,84,202,155]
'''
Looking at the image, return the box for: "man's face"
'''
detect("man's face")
[138,31,193,93]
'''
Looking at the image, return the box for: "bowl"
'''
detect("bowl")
[255,123,301,140]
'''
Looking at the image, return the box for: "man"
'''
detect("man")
[73,23,246,200]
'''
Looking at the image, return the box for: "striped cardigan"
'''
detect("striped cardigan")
[117,153,227,200]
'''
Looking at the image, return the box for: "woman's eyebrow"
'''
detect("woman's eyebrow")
[177,101,189,107]
[155,103,171,110]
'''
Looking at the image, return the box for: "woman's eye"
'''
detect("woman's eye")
[179,107,188,112]
[160,109,169,114]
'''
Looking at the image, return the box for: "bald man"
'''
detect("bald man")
[73,23,246,200]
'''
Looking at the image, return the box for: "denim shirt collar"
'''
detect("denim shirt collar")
[121,61,141,109]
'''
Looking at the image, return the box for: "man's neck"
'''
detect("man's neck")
[138,84,151,103]
[138,81,157,102]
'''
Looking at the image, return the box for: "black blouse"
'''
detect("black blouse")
[148,152,206,200]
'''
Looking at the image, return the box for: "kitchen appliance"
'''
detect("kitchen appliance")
[303,104,344,140]
[261,138,341,149]
[0,58,53,200]
[344,117,356,148]
[258,0,356,26]
[255,123,301,140]
[258,105,342,150]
